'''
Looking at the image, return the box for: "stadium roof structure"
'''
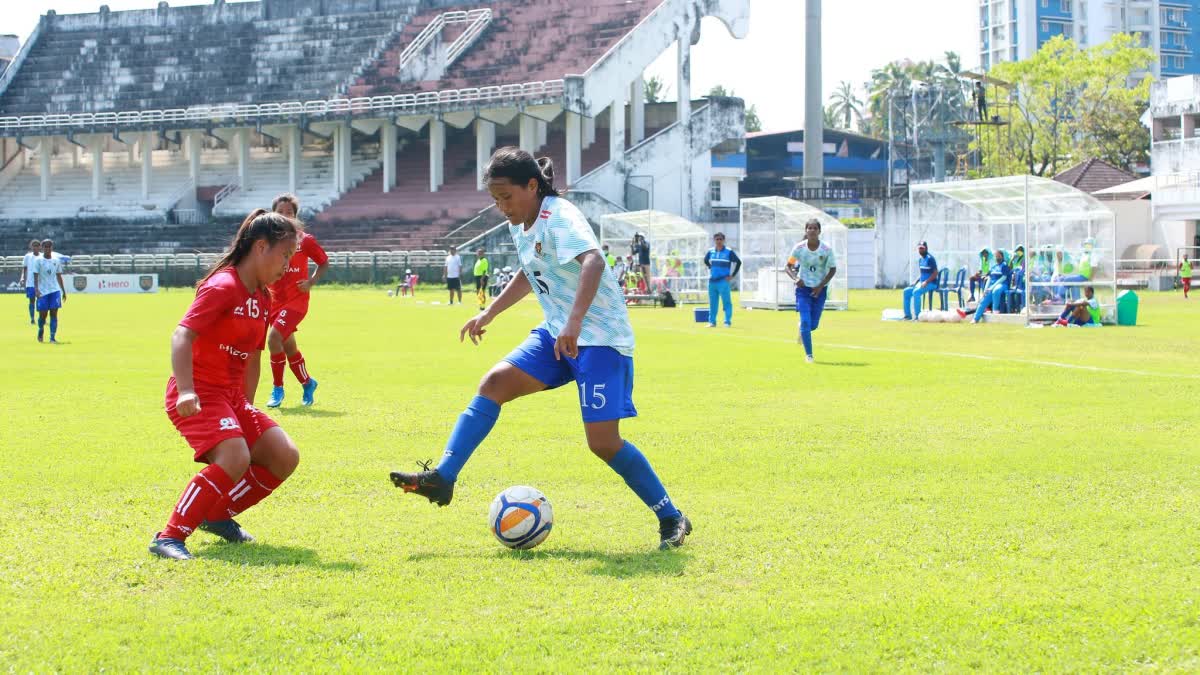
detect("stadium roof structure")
[739,196,848,231]
[909,175,1112,222]
[597,210,708,239]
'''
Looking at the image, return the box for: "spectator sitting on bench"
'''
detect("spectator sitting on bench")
[968,248,991,302]
[1053,285,1100,326]
[613,256,628,288]
[958,248,1009,323]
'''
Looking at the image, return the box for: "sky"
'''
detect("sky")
[2,0,977,131]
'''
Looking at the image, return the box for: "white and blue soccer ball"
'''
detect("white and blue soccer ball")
[488,486,554,549]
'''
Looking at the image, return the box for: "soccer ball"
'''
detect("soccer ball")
[488,486,554,549]
[387,290,395,297]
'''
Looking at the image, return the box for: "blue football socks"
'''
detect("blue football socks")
[607,441,681,520]
[435,395,501,482]
[49,317,57,341]
[27,299,34,323]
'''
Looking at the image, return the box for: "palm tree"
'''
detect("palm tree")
[828,81,864,130]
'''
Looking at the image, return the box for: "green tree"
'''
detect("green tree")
[644,75,669,103]
[828,80,864,130]
[745,104,762,132]
[983,33,1153,176]
[707,85,762,132]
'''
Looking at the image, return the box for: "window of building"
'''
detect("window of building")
[1176,32,1185,46]
[1041,20,1050,33]
[1161,30,1170,45]
[1060,0,1069,13]
[1161,54,1170,69]
[1176,55,1185,69]
[1040,0,1048,8]
[710,181,722,204]
[1161,8,1169,24]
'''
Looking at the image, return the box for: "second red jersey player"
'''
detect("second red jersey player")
[150,209,304,561]
[264,194,329,409]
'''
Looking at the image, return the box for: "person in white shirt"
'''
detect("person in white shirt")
[444,246,463,305]
[33,239,67,343]
[390,147,691,550]
[20,239,41,325]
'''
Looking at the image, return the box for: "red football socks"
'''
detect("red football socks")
[270,352,287,387]
[287,351,309,385]
[161,464,234,541]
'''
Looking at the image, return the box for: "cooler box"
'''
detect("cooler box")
[1116,290,1138,326]
[693,308,710,323]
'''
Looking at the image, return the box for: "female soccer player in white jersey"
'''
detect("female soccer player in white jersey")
[785,218,837,363]
[390,148,691,549]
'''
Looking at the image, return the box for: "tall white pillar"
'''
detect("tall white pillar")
[71,143,81,169]
[536,119,548,150]
[287,125,301,195]
[519,114,537,153]
[381,123,396,193]
[631,76,646,144]
[236,129,250,189]
[331,124,340,192]
[186,131,201,184]
[341,122,352,192]
[565,112,582,186]
[128,139,137,167]
[677,39,691,126]
[583,115,596,149]
[39,138,51,201]
[475,118,495,190]
[141,131,153,200]
[609,92,627,165]
[91,140,104,200]
[429,117,445,192]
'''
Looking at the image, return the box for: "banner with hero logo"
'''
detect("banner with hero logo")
[64,274,159,294]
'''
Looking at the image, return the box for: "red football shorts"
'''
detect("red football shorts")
[267,296,310,341]
[165,377,278,461]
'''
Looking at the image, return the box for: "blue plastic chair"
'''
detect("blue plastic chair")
[937,267,967,310]
[926,267,950,311]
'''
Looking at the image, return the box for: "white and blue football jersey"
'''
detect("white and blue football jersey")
[34,256,64,296]
[508,196,635,356]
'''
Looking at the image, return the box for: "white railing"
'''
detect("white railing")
[0,78,564,134]
[213,179,241,208]
[172,209,205,225]
[446,10,492,65]
[397,9,491,73]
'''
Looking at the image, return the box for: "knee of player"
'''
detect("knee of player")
[476,370,513,403]
[587,440,622,461]
[276,441,301,478]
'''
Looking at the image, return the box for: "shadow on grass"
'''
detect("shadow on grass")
[406,546,690,578]
[200,543,361,571]
[273,408,347,418]
[817,361,868,367]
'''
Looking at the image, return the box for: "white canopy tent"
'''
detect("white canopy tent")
[739,197,849,310]
[909,175,1117,322]
[598,210,711,302]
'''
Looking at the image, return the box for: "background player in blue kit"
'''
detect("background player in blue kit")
[20,239,40,325]
[390,147,691,550]
[33,239,66,343]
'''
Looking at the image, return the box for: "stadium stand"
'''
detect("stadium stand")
[0,0,751,255]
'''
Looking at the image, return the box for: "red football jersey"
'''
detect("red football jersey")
[179,267,271,388]
[268,233,328,305]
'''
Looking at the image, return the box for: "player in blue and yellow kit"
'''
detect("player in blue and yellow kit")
[390,147,691,549]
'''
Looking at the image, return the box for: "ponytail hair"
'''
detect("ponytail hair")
[483,146,560,198]
[199,209,301,286]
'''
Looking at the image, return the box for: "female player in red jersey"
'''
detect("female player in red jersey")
[263,194,329,408]
[150,209,303,560]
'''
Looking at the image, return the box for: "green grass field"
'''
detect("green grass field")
[2,287,1198,670]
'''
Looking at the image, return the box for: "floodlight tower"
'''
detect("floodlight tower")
[803,0,823,204]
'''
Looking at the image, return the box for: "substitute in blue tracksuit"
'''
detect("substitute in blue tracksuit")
[703,233,741,327]
[902,241,939,320]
